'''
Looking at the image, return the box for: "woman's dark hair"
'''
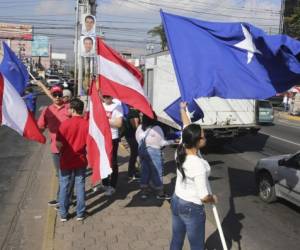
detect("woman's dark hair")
[70,98,84,115]
[176,124,203,180]
[85,15,95,22]
[141,113,157,131]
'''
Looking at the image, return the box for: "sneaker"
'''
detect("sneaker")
[128,174,141,181]
[48,200,58,207]
[156,193,171,200]
[140,189,149,199]
[54,205,59,211]
[60,217,68,222]
[104,186,116,196]
[76,215,85,221]
[92,184,108,193]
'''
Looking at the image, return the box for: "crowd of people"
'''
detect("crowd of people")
[34,83,217,250]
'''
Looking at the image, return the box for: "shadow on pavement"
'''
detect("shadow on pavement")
[225,133,270,153]
[206,167,256,250]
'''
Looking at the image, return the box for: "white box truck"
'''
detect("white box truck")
[143,51,260,140]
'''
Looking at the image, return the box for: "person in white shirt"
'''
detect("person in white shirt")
[283,94,289,112]
[135,113,173,199]
[170,103,217,250]
[102,95,123,196]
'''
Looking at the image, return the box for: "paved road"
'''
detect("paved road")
[201,119,300,250]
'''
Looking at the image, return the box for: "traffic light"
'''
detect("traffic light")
[89,0,97,15]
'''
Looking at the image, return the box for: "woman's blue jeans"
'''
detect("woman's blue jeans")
[170,194,206,250]
[139,146,163,190]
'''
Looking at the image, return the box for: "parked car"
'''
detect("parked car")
[46,75,60,87]
[256,100,274,124]
[255,151,300,206]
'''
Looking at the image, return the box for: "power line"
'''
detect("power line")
[126,0,280,21]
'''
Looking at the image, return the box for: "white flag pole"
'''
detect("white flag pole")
[184,106,227,250]
[28,71,54,101]
[212,204,228,250]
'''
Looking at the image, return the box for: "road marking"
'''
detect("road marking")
[259,131,300,147]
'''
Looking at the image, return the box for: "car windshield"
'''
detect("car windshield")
[259,101,272,108]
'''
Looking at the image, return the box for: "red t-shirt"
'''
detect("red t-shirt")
[57,116,89,170]
[37,103,70,153]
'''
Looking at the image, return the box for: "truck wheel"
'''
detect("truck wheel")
[258,173,276,203]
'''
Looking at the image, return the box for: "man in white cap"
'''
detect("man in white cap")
[63,89,72,104]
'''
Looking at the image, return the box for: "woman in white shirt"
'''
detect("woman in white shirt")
[136,114,172,199]
[170,123,217,250]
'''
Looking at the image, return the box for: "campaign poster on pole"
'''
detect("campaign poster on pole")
[80,36,95,57]
[81,14,96,36]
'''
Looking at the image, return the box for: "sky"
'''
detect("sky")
[0,0,283,64]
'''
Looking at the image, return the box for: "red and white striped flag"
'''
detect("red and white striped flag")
[87,81,112,184]
[96,37,153,118]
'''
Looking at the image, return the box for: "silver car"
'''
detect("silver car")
[255,151,300,206]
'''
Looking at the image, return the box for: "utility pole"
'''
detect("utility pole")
[279,0,286,34]
[74,0,79,95]
[74,0,97,96]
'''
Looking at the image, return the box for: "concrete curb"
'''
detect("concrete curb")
[276,112,300,122]
[42,170,58,250]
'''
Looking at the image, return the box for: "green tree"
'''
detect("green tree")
[284,0,300,38]
[148,24,167,51]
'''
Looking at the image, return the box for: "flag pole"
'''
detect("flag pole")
[184,106,228,250]
[212,204,228,250]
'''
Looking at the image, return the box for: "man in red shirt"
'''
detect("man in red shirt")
[38,86,70,207]
[56,98,88,221]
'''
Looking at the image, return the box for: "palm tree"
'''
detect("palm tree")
[148,24,167,51]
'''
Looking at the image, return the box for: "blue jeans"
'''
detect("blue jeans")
[139,146,163,190]
[59,167,86,218]
[170,194,206,250]
[52,153,60,201]
[52,153,75,203]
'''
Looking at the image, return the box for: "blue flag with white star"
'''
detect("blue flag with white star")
[161,10,300,101]
[164,98,204,127]
[0,42,29,95]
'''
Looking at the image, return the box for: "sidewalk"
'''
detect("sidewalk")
[45,143,219,250]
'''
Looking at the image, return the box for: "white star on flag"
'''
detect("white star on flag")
[189,110,195,119]
[8,61,19,72]
[234,24,262,64]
